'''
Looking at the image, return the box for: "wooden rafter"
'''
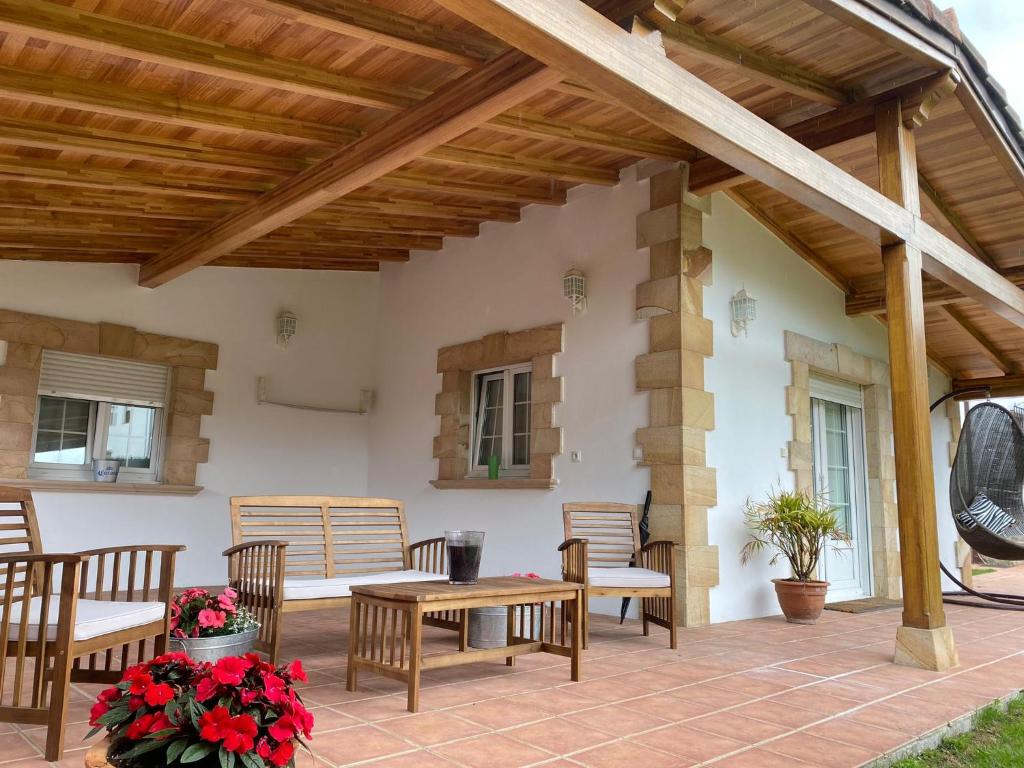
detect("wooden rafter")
[918,172,998,269]
[138,49,565,286]
[0,0,686,162]
[938,304,1018,374]
[639,8,857,106]
[952,373,1024,398]
[429,0,1024,328]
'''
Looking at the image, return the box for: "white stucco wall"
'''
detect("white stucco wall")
[0,167,963,621]
[0,262,378,585]
[369,171,960,623]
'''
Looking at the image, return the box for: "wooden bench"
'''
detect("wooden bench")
[225,496,447,662]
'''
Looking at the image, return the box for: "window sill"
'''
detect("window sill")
[0,478,204,496]
[430,478,558,490]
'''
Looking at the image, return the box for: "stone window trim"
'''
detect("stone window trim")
[431,323,564,490]
[0,309,218,492]
[783,331,900,600]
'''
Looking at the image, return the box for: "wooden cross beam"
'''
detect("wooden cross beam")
[429,0,1024,329]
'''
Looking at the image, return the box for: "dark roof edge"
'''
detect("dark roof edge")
[867,0,1024,178]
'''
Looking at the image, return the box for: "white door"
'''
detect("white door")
[810,377,872,602]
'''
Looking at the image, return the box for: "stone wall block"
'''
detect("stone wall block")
[531,377,564,405]
[99,323,137,358]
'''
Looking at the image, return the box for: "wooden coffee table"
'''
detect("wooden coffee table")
[346,576,584,711]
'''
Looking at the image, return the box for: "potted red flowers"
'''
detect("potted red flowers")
[86,652,312,768]
[169,587,260,663]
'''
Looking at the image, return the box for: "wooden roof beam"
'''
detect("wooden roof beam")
[138,49,567,286]
[0,1,686,160]
[688,73,959,195]
[211,257,381,272]
[639,7,857,106]
[952,374,1024,398]
[846,266,1024,316]
[431,0,1024,327]
[918,173,998,269]
[938,304,1018,375]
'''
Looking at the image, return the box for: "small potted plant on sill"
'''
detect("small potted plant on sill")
[168,587,259,663]
[85,652,312,768]
[740,488,850,624]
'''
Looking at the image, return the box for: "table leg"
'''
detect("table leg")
[458,608,469,652]
[505,605,515,667]
[346,599,361,692]
[570,592,582,682]
[407,607,423,712]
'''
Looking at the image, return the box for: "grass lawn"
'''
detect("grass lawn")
[972,567,997,577]
[892,696,1024,767]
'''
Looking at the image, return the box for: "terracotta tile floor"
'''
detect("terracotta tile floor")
[7,568,1024,767]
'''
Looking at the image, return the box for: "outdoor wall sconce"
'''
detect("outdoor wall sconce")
[563,268,587,315]
[276,310,297,347]
[730,288,757,337]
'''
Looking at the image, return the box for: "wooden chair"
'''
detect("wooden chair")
[0,486,182,761]
[559,502,677,649]
[225,496,447,663]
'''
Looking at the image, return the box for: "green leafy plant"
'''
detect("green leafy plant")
[740,488,850,582]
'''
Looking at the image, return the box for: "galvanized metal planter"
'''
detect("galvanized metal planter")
[468,606,543,649]
[168,628,258,663]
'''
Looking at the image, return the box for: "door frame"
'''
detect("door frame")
[810,376,874,600]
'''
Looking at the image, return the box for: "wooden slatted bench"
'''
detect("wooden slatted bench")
[225,496,447,662]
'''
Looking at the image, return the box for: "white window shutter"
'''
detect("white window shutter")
[38,350,170,407]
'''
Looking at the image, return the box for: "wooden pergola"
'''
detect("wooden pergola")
[4,0,1024,669]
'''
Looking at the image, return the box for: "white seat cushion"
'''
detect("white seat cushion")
[283,570,443,601]
[1,596,165,642]
[587,567,670,589]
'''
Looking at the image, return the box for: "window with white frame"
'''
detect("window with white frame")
[470,364,531,476]
[30,350,169,482]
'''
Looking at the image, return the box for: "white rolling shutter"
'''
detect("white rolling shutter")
[38,350,169,407]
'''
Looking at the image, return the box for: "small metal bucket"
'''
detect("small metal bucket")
[92,459,120,483]
[169,628,259,663]
[468,606,543,649]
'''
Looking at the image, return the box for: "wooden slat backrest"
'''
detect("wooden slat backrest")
[563,502,640,569]
[231,496,409,579]
[0,487,43,596]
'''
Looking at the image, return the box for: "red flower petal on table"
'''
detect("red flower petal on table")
[144,682,174,707]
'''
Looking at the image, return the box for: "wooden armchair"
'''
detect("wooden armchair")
[559,502,677,649]
[0,486,182,761]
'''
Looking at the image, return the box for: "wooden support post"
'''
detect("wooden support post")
[875,98,958,672]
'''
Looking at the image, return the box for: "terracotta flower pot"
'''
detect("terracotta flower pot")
[772,578,829,624]
[85,739,111,768]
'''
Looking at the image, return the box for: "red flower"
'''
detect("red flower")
[126,671,153,696]
[267,714,297,742]
[287,659,307,683]
[262,673,287,704]
[98,687,122,704]
[199,707,258,754]
[89,701,110,727]
[128,696,145,712]
[144,682,174,707]
[198,609,226,629]
[261,740,294,766]
[124,712,172,740]
[195,676,219,703]
[211,656,253,686]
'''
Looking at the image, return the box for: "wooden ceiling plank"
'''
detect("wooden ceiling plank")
[938,304,1018,375]
[918,172,998,269]
[233,0,501,66]
[640,8,856,107]
[139,49,567,286]
[430,0,1024,328]
[0,6,684,160]
[211,257,381,272]
[951,373,1024,397]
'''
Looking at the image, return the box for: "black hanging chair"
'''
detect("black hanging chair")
[949,401,1024,561]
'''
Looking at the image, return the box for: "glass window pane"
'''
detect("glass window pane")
[513,434,529,466]
[103,405,157,469]
[513,401,530,434]
[63,399,91,433]
[514,371,531,402]
[36,397,65,431]
[34,431,62,460]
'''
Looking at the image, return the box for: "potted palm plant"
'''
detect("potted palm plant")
[740,488,850,624]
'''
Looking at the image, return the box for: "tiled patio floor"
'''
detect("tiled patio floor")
[8,568,1024,768]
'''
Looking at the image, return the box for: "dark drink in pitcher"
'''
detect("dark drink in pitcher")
[445,530,485,584]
